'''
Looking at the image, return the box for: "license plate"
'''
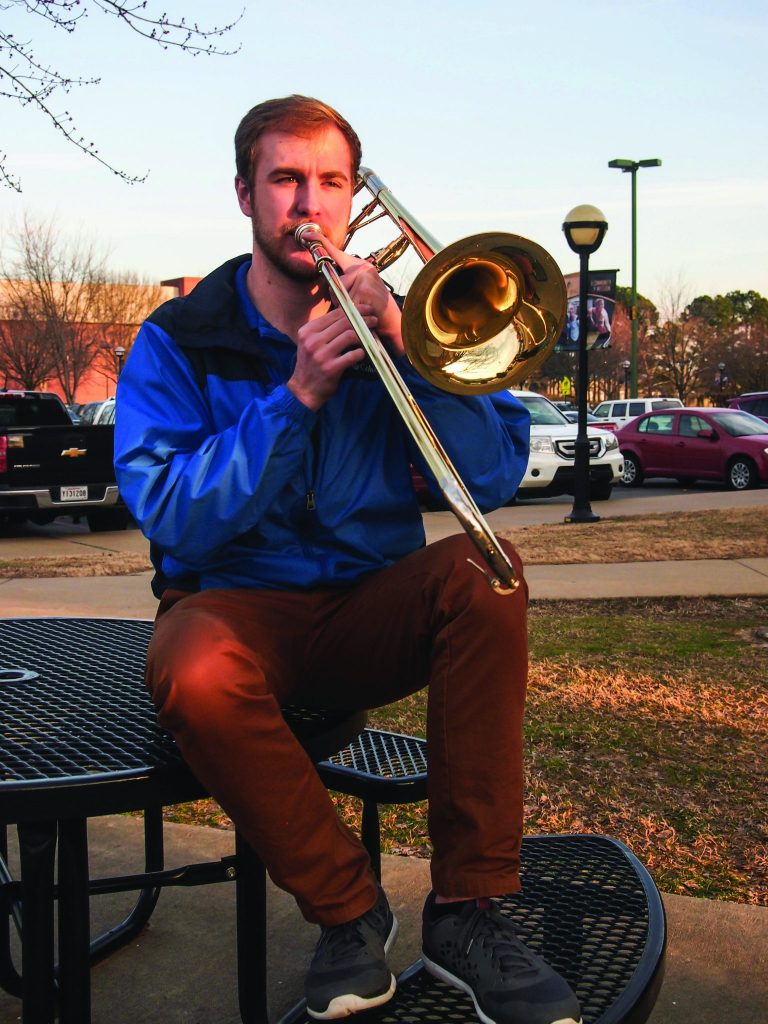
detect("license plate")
[60,486,88,502]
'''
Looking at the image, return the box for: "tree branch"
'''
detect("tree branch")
[1,0,242,189]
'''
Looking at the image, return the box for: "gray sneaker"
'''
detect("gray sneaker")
[306,886,398,1019]
[421,894,581,1024]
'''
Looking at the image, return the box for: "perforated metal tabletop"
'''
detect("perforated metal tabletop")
[0,617,363,821]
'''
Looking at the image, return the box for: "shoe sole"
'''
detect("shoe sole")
[421,950,581,1024]
[307,915,399,1020]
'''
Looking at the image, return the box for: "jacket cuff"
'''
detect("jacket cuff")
[269,383,318,428]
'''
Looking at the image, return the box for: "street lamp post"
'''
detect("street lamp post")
[562,204,608,525]
[717,362,726,399]
[115,345,126,378]
[622,359,631,400]
[608,157,661,399]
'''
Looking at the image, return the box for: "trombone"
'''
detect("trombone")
[295,168,566,595]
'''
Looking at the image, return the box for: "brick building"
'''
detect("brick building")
[0,274,201,404]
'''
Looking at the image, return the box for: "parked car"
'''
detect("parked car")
[592,396,683,430]
[93,396,116,425]
[561,409,619,431]
[617,407,768,490]
[78,400,104,425]
[511,390,623,500]
[0,389,129,530]
[727,391,768,423]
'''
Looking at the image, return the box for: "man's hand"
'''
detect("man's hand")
[302,229,404,357]
[287,304,377,412]
[287,228,405,412]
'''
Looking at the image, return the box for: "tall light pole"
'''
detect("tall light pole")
[115,345,126,378]
[562,204,608,524]
[622,359,631,400]
[608,157,661,398]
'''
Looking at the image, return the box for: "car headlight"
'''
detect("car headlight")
[604,433,619,451]
[529,436,555,454]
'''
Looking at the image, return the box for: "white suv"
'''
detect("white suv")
[511,390,623,501]
[592,397,683,430]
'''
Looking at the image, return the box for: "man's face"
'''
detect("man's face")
[235,125,355,281]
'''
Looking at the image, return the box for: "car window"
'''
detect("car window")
[711,411,768,437]
[638,414,675,434]
[679,414,710,437]
[514,394,569,426]
[651,399,683,410]
[752,398,768,416]
[79,402,101,424]
[593,403,610,418]
[611,402,627,416]
[0,395,71,426]
[628,401,645,416]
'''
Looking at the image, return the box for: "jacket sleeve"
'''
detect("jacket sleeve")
[394,356,531,511]
[114,322,317,564]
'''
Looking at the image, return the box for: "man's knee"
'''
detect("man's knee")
[147,606,266,727]
[424,535,527,615]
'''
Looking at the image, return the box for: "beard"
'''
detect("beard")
[251,209,321,283]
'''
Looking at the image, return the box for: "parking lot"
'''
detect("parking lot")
[0,478,759,544]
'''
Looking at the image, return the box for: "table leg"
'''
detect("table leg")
[0,825,23,997]
[235,830,269,1024]
[57,817,91,1024]
[18,820,57,1024]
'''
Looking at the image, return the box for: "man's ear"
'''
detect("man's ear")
[235,176,254,217]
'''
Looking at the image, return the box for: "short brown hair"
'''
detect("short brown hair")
[235,95,362,189]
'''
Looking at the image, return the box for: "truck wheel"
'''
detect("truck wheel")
[621,453,644,487]
[86,509,130,532]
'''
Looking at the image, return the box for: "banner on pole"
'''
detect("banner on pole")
[556,269,618,352]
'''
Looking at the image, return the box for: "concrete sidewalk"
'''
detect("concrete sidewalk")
[2,553,768,620]
[1,815,766,1024]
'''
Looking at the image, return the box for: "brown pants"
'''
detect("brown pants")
[146,535,528,926]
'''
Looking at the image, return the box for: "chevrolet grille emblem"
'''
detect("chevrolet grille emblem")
[61,447,87,458]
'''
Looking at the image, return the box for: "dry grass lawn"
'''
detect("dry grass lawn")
[499,506,768,564]
[1,506,766,577]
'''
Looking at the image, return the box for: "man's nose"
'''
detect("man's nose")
[294,180,323,217]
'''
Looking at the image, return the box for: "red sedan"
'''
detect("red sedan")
[617,407,768,490]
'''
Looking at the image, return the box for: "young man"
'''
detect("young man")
[114,95,581,1024]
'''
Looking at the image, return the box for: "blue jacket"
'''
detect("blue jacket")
[114,256,530,595]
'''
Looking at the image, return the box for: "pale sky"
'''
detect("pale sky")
[1,0,766,310]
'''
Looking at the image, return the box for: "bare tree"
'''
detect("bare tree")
[0,304,54,387]
[643,284,714,402]
[1,215,168,399]
[1,0,242,191]
[90,270,166,385]
[1,215,108,401]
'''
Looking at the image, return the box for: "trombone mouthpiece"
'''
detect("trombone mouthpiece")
[295,222,321,244]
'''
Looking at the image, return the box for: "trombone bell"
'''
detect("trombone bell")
[402,232,567,394]
[351,167,566,395]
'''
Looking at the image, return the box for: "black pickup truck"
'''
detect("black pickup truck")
[0,390,129,532]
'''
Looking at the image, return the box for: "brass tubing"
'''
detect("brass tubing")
[295,223,518,594]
